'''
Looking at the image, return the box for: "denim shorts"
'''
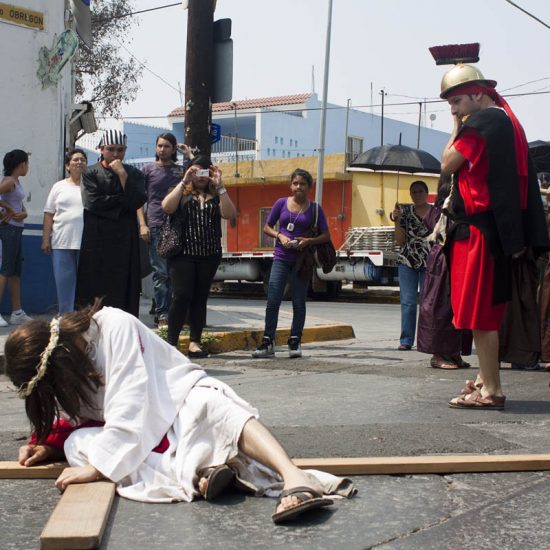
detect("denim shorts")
[0,223,23,276]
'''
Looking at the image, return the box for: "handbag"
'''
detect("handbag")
[156,195,191,258]
[310,202,337,274]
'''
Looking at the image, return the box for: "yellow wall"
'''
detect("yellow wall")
[351,171,439,227]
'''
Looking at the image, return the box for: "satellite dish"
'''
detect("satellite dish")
[429,114,437,121]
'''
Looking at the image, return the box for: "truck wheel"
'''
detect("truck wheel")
[308,281,341,301]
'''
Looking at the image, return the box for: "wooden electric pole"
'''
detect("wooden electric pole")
[185,0,214,156]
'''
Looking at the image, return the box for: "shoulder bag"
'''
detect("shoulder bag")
[156,194,192,258]
[310,202,337,274]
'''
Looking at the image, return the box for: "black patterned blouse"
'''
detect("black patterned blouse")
[180,195,222,258]
[397,204,431,270]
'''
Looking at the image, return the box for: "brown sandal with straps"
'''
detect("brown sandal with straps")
[449,390,505,410]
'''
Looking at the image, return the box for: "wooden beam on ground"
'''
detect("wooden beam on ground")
[0,461,67,479]
[40,481,115,550]
[293,454,550,475]
[3,454,550,480]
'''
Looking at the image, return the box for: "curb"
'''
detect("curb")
[177,323,355,354]
[0,324,355,374]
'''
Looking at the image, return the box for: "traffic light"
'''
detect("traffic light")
[212,18,232,103]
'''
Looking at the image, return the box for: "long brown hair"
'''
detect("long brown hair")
[5,299,104,443]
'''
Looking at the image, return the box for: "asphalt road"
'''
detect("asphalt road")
[1,298,550,549]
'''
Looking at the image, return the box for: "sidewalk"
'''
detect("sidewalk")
[0,295,353,372]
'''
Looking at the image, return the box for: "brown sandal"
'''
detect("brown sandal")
[449,390,505,410]
[430,356,459,370]
[198,465,235,500]
[448,356,471,369]
[461,379,483,395]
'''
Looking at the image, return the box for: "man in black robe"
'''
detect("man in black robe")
[76,129,146,317]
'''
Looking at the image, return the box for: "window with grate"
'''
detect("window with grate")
[346,136,364,166]
[259,207,279,248]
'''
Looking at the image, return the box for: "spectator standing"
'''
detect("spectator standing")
[392,181,432,351]
[416,175,472,368]
[0,149,32,326]
[137,133,190,327]
[252,169,330,359]
[76,130,146,317]
[161,156,236,357]
[42,149,87,314]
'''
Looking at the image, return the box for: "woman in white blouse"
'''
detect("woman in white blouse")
[42,149,87,313]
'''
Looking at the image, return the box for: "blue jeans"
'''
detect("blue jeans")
[398,264,426,347]
[52,248,79,313]
[264,260,309,342]
[149,226,171,319]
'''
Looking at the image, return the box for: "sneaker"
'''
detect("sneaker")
[288,336,302,358]
[10,311,33,325]
[0,315,7,327]
[252,336,274,358]
[158,317,168,328]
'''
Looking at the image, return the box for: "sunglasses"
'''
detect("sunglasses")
[104,146,125,153]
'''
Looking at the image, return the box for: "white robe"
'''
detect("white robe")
[65,307,355,503]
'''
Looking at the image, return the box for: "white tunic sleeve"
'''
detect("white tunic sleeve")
[86,308,206,482]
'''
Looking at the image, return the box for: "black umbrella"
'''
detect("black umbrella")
[529,140,550,173]
[350,144,441,174]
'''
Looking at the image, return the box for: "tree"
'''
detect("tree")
[74,0,143,117]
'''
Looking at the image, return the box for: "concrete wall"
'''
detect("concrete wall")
[0,1,70,312]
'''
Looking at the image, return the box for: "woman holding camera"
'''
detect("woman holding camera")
[392,180,432,351]
[252,169,330,359]
[161,156,236,357]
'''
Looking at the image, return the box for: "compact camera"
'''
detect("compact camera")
[288,239,299,247]
[196,169,210,178]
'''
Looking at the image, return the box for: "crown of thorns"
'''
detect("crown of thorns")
[18,317,60,399]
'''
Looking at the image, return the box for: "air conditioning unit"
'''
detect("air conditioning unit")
[69,101,97,144]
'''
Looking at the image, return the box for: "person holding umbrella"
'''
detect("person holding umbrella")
[391,180,432,350]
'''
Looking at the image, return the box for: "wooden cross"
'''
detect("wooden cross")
[2,455,550,548]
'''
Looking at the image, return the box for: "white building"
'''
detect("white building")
[0,1,77,312]
[168,93,450,165]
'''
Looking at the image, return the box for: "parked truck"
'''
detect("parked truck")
[214,225,399,299]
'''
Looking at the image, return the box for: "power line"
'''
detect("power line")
[96,2,181,23]
[500,76,550,92]
[114,37,181,94]
[502,0,550,30]
[114,89,550,120]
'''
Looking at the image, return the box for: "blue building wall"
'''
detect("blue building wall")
[2,225,57,314]
[124,122,172,159]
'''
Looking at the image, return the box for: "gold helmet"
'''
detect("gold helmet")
[440,63,497,98]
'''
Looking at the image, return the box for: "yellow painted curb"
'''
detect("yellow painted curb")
[173,323,355,354]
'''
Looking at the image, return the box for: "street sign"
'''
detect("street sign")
[210,123,221,144]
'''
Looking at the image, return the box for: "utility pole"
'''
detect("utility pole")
[315,0,333,206]
[379,89,387,146]
[417,101,422,148]
[185,0,213,156]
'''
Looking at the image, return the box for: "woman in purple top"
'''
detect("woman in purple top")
[0,150,33,327]
[252,169,330,358]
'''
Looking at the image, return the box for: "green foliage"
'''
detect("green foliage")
[75,0,143,117]
[156,326,220,353]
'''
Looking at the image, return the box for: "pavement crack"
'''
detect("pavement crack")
[366,473,550,548]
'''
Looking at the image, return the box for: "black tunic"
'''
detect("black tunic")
[76,162,146,316]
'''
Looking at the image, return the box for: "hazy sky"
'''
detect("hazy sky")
[120,0,550,142]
